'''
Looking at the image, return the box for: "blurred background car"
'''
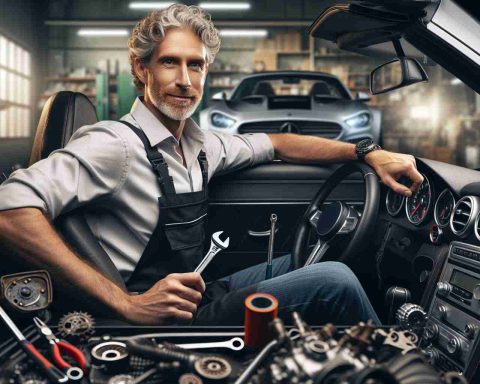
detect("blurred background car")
[199,71,382,143]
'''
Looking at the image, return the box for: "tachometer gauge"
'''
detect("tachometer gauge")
[406,175,432,225]
[386,189,405,216]
[434,189,455,228]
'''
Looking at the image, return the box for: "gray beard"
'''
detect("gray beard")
[152,96,201,121]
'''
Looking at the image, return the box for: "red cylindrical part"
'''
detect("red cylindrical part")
[244,292,278,349]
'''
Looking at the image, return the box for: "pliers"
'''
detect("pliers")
[33,317,88,379]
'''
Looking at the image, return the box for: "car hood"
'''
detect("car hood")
[212,98,370,120]
[308,0,480,94]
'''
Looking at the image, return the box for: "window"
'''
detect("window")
[0,34,31,138]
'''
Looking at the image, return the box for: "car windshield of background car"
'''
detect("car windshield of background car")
[231,76,350,100]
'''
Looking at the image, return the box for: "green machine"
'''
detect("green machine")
[117,72,138,118]
[96,71,138,120]
[95,72,109,121]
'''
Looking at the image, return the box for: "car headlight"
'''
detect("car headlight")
[345,113,371,128]
[211,113,236,129]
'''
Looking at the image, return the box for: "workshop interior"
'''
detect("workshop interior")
[1,0,480,383]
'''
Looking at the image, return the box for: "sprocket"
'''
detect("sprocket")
[57,311,95,339]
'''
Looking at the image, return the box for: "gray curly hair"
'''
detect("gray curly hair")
[128,4,221,90]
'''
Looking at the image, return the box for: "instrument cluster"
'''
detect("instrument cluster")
[385,174,480,242]
[385,173,433,226]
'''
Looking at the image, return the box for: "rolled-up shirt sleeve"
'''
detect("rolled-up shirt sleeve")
[0,124,130,220]
[204,131,274,177]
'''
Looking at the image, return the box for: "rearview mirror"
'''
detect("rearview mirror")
[370,57,428,95]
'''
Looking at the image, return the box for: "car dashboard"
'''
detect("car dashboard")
[377,158,480,379]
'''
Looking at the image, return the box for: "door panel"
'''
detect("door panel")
[204,162,366,279]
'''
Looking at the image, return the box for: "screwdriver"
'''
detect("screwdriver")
[265,213,277,280]
[0,305,68,383]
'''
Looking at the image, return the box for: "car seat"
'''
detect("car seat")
[309,81,331,96]
[252,81,275,97]
[30,91,127,290]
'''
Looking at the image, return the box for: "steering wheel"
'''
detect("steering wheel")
[292,162,380,269]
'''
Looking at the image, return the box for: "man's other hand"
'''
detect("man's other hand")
[122,272,205,325]
[364,150,424,197]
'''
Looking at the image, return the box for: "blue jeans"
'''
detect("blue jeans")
[194,254,380,326]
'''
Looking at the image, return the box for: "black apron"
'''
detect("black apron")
[119,121,209,291]
[119,121,256,324]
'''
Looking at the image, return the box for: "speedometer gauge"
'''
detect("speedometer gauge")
[386,189,405,216]
[406,175,432,225]
[434,189,455,228]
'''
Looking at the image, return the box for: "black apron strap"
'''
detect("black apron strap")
[119,120,176,196]
[198,150,208,189]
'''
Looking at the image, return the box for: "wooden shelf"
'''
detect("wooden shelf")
[314,53,363,59]
[46,76,96,82]
[277,50,309,55]
[209,70,251,75]
[208,84,236,89]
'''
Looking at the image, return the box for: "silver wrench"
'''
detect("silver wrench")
[194,231,230,274]
[175,337,244,351]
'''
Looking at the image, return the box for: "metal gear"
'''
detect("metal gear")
[57,311,95,339]
[194,356,232,380]
[178,373,204,384]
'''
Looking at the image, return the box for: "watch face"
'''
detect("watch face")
[357,139,374,151]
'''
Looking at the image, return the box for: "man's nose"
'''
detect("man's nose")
[176,64,192,90]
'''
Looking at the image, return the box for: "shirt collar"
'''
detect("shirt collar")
[129,97,205,149]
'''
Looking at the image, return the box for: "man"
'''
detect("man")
[0,5,422,325]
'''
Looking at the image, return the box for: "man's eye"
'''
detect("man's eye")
[190,62,202,70]
[162,58,174,65]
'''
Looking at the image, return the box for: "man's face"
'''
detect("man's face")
[139,28,208,121]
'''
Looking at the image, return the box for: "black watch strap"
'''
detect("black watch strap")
[355,139,381,161]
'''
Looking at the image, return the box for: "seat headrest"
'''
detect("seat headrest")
[252,81,275,97]
[30,91,98,165]
[310,81,331,96]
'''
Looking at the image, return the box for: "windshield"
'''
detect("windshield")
[372,67,479,169]
[230,75,351,101]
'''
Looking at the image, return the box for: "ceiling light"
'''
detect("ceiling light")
[129,2,176,9]
[219,29,267,37]
[78,29,129,37]
[199,2,250,10]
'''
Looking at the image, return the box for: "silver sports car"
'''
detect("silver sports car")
[200,71,382,143]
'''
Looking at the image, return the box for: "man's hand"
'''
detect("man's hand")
[122,272,205,325]
[364,150,424,197]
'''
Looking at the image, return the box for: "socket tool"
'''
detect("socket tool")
[265,214,277,280]
[175,337,245,351]
[194,231,230,274]
[0,305,68,383]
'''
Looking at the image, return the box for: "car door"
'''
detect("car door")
[203,161,366,279]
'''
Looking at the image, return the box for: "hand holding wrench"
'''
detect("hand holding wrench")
[194,231,230,274]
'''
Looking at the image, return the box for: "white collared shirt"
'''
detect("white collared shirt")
[0,98,274,276]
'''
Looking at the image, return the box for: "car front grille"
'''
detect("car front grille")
[238,120,342,139]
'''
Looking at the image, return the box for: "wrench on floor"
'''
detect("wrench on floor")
[194,231,230,274]
[175,337,244,351]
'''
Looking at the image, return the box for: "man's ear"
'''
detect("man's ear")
[133,58,148,85]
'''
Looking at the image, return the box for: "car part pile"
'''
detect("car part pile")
[1,311,468,384]
[0,271,469,383]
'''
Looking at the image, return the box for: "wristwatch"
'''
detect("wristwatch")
[355,138,382,161]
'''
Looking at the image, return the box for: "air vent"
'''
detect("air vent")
[450,196,479,237]
[475,211,480,242]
